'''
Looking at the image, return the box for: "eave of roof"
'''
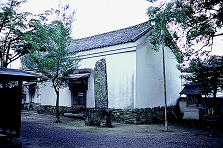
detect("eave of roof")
[68,21,152,52]
[180,84,204,95]
[0,68,42,81]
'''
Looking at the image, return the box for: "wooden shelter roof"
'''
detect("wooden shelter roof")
[0,68,42,81]
[180,83,204,95]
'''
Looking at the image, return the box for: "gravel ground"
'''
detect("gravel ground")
[21,110,223,148]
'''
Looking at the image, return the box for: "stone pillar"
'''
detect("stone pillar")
[94,58,108,109]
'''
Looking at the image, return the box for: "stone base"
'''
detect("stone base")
[85,109,112,127]
[112,106,180,124]
[183,108,204,120]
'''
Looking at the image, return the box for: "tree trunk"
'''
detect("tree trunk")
[213,76,221,116]
[1,59,7,68]
[213,76,217,99]
[53,80,60,123]
[55,90,60,122]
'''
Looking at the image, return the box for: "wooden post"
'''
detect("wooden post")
[16,80,22,138]
[161,29,168,131]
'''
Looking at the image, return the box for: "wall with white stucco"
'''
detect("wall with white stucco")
[77,43,137,109]
[23,86,41,104]
[135,34,181,108]
[136,41,164,108]
[164,48,181,106]
[39,32,181,109]
[106,51,136,109]
[40,82,72,107]
[86,72,95,108]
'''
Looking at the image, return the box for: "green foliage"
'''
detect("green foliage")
[22,4,80,121]
[147,0,223,64]
[0,0,45,67]
[22,5,80,92]
[180,56,223,97]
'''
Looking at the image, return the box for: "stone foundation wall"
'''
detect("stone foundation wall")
[34,105,181,124]
[112,106,181,124]
[23,103,41,110]
[34,105,87,115]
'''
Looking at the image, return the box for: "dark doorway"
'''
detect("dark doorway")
[68,68,92,107]
[70,79,88,107]
[72,90,86,106]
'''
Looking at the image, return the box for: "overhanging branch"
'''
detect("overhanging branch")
[213,33,223,37]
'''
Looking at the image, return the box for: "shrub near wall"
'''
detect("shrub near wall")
[85,108,112,127]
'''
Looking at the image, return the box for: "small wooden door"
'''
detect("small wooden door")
[71,79,88,107]
[73,90,86,106]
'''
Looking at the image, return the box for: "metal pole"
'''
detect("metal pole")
[161,29,168,131]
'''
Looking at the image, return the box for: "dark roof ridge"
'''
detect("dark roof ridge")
[69,21,152,52]
[73,21,149,41]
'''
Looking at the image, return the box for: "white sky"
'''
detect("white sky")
[2,0,221,57]
[20,0,156,39]
[20,0,222,56]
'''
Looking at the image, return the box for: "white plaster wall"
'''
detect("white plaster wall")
[136,38,181,108]
[40,81,72,107]
[86,72,95,108]
[40,82,56,106]
[136,42,164,108]
[9,58,21,69]
[39,35,180,109]
[33,88,41,104]
[106,51,136,109]
[165,48,182,106]
[23,85,41,104]
[23,87,30,103]
[59,87,71,106]
[24,87,30,103]
[77,43,136,109]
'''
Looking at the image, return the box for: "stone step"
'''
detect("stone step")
[64,113,85,119]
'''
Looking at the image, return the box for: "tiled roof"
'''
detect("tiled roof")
[68,21,152,52]
[180,83,204,95]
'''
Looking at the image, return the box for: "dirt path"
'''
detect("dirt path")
[21,111,223,147]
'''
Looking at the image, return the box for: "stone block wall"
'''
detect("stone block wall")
[34,105,87,115]
[34,105,181,125]
[112,106,180,124]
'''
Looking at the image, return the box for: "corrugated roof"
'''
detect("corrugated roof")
[68,21,152,52]
[180,83,204,95]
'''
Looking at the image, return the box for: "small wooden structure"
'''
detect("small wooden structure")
[0,68,41,146]
[180,83,204,107]
[179,83,205,120]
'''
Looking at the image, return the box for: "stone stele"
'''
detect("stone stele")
[94,58,108,108]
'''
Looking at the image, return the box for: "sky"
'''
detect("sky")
[20,0,155,39]
[2,0,222,66]
[19,0,222,56]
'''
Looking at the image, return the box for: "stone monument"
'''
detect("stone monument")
[94,58,108,108]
